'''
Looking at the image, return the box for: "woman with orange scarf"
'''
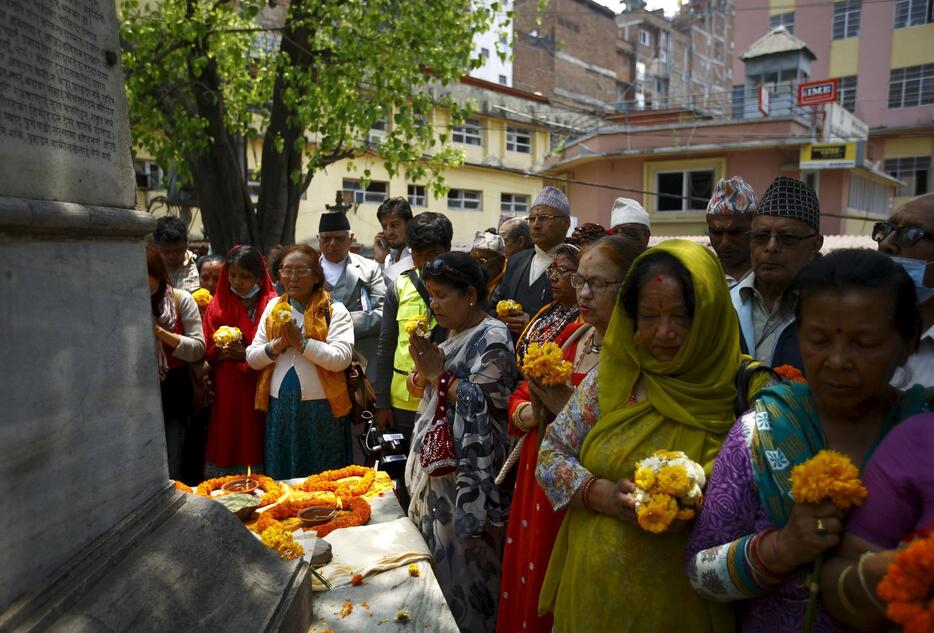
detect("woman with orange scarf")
[246,245,354,479]
[202,245,278,477]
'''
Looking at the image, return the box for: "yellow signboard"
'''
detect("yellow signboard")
[799,143,858,169]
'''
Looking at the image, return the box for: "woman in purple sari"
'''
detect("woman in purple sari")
[686,250,934,632]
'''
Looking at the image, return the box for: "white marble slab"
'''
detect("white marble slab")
[308,496,458,633]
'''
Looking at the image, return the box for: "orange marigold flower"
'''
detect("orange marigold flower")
[790,450,867,509]
[351,574,364,586]
[877,534,934,633]
[173,480,193,493]
[195,474,284,508]
[774,364,807,383]
[339,601,353,618]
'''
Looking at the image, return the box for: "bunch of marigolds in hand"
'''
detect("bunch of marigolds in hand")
[269,302,293,326]
[212,325,242,346]
[632,450,706,533]
[191,288,212,309]
[496,299,522,317]
[405,314,431,340]
[522,342,573,386]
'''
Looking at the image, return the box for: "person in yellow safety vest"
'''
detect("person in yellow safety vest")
[373,212,453,452]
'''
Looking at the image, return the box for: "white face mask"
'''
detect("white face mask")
[231,283,261,299]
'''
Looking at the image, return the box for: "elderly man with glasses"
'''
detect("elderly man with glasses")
[490,186,572,337]
[876,192,934,387]
[730,176,823,369]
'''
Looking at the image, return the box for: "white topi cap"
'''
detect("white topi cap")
[610,197,650,229]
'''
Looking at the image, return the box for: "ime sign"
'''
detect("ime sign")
[798,79,838,106]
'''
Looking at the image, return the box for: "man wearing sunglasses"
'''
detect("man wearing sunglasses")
[490,186,572,337]
[876,193,934,387]
[731,176,823,369]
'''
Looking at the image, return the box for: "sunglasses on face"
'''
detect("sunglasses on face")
[545,266,575,282]
[424,258,474,284]
[748,230,817,248]
[872,221,934,247]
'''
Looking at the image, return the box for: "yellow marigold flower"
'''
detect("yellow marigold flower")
[522,342,573,386]
[634,466,656,491]
[260,524,304,560]
[407,563,421,577]
[656,465,692,497]
[496,299,523,317]
[192,288,212,308]
[636,493,678,533]
[676,508,696,521]
[212,325,243,346]
[269,302,293,326]
[790,449,867,509]
[653,449,685,461]
[405,315,431,339]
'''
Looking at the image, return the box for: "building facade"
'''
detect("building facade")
[732,0,934,209]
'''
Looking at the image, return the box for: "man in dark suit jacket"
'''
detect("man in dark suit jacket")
[491,186,572,337]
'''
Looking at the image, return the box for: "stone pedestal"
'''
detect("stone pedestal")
[0,1,312,631]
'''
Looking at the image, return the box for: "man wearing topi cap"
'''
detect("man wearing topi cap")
[609,197,651,249]
[706,177,758,287]
[731,176,822,369]
[491,186,571,336]
[470,231,507,297]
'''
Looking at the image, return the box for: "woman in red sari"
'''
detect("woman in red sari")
[202,245,278,476]
[498,235,643,633]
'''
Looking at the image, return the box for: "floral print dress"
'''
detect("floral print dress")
[405,317,517,633]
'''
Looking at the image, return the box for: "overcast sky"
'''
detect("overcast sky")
[594,0,683,17]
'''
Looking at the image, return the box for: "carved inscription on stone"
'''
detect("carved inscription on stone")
[0,0,116,161]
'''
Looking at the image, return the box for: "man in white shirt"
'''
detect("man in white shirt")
[490,186,571,336]
[876,192,934,387]
[373,197,412,280]
[317,211,386,380]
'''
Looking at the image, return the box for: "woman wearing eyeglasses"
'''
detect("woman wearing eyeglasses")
[536,240,762,633]
[202,245,278,478]
[404,252,517,633]
[246,245,354,479]
[498,235,641,633]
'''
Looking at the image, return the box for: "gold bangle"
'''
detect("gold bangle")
[856,552,886,614]
[836,564,858,614]
[512,402,531,430]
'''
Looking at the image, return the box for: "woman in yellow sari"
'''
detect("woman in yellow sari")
[535,240,756,632]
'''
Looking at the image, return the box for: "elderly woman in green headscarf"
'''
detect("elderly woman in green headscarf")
[535,240,767,632]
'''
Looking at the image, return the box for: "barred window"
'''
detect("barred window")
[655,169,715,212]
[893,0,933,28]
[343,179,388,204]
[836,76,858,112]
[452,120,482,146]
[888,64,934,108]
[832,0,861,38]
[731,84,745,119]
[407,184,426,207]
[501,193,530,214]
[506,127,532,153]
[769,12,795,33]
[885,157,931,197]
[448,189,482,210]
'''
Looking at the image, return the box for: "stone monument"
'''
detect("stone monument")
[0,1,312,631]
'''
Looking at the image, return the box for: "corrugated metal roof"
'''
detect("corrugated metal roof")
[741,26,816,61]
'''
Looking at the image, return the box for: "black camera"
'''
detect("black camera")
[358,411,410,509]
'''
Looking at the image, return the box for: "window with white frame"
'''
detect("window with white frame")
[894,0,933,28]
[888,64,934,108]
[480,47,490,58]
[836,75,858,112]
[452,119,482,146]
[848,175,889,214]
[506,127,532,153]
[501,193,530,214]
[655,169,715,211]
[832,0,861,39]
[639,29,650,46]
[448,188,482,210]
[134,159,163,190]
[343,178,388,204]
[769,12,795,33]
[368,118,387,144]
[407,184,426,207]
[885,156,931,196]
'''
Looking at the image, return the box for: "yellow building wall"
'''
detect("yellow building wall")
[883,135,934,210]
[642,157,726,234]
[769,0,792,15]
[891,23,934,68]
[828,38,860,78]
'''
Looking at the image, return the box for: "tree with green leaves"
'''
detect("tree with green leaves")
[121,0,510,253]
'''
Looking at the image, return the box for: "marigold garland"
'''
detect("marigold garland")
[774,364,807,383]
[191,288,212,309]
[254,496,372,539]
[260,523,304,560]
[212,325,243,346]
[789,450,868,509]
[496,299,522,317]
[299,465,376,502]
[405,314,431,340]
[269,302,294,326]
[173,480,193,493]
[195,474,284,508]
[522,342,573,386]
[877,534,934,633]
